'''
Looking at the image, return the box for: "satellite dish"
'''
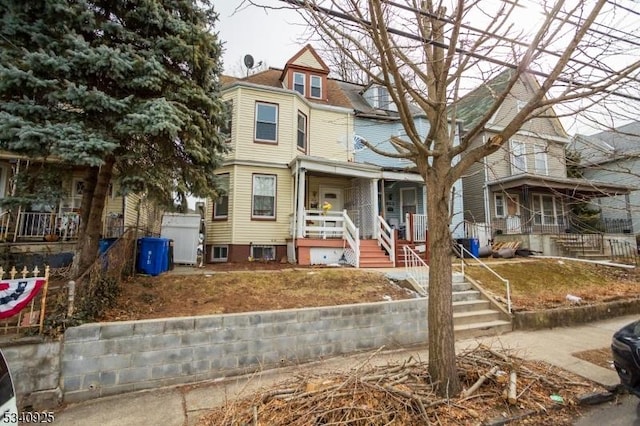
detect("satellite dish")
[244,54,255,69]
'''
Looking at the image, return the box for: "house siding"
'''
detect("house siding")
[228,165,292,245]
[462,160,487,222]
[294,49,323,69]
[492,79,566,138]
[307,109,352,162]
[583,158,640,230]
[205,166,234,246]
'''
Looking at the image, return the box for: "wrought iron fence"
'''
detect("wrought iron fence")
[0,265,50,335]
[607,239,639,266]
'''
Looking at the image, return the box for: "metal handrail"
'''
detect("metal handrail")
[458,244,511,313]
[403,245,428,295]
[376,215,395,266]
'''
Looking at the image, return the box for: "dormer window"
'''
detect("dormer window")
[310,75,322,98]
[293,72,305,95]
[377,86,390,110]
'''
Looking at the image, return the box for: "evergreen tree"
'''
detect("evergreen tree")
[0,0,227,273]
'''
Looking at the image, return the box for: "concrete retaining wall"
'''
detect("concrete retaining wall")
[3,340,62,409]
[61,299,427,403]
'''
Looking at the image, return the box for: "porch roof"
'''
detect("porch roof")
[290,155,381,179]
[487,173,634,197]
[290,155,425,183]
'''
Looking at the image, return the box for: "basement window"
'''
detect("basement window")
[211,245,228,262]
[251,245,275,261]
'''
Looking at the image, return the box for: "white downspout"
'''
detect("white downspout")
[291,160,299,263]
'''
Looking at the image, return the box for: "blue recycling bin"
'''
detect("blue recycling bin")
[137,237,170,276]
[469,238,480,258]
[99,238,118,255]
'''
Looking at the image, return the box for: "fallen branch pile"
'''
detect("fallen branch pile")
[199,345,606,425]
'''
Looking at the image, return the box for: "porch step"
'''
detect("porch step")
[454,319,513,340]
[359,239,394,268]
[453,299,491,313]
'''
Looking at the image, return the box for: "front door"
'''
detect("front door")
[319,187,344,213]
[400,187,417,223]
[319,187,343,237]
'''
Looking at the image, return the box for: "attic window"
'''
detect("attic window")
[310,75,322,98]
[293,72,305,96]
[377,87,390,110]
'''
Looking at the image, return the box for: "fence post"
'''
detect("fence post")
[67,280,76,317]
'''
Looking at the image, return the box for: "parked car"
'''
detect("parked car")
[611,319,640,397]
[0,349,17,425]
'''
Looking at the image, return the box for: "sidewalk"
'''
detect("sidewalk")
[51,314,635,426]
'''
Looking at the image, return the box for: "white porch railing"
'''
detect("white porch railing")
[343,210,360,268]
[14,212,80,241]
[458,243,511,313]
[376,215,395,267]
[302,209,360,268]
[406,213,427,243]
[303,209,346,239]
[403,245,428,295]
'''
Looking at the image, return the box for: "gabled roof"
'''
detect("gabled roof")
[223,67,352,109]
[576,121,640,165]
[454,69,513,131]
[282,44,330,76]
[336,80,424,119]
[454,69,568,139]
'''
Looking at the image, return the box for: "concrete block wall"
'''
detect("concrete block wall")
[3,341,62,409]
[61,299,427,403]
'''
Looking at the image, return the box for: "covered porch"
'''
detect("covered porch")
[289,156,427,267]
[486,174,633,236]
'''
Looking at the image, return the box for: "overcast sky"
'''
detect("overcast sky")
[215,1,307,76]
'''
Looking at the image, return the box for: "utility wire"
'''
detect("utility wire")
[277,0,640,102]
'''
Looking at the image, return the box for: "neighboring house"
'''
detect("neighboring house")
[571,122,640,234]
[0,152,162,247]
[457,70,631,255]
[205,44,453,267]
[337,79,465,244]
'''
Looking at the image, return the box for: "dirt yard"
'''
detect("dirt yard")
[100,267,414,322]
[100,257,640,322]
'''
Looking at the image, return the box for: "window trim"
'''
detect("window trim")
[510,140,527,174]
[310,75,322,99]
[213,173,230,220]
[297,111,307,152]
[254,102,279,144]
[293,72,305,96]
[251,173,277,220]
[210,245,229,262]
[251,245,276,261]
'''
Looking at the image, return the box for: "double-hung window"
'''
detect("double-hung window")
[495,194,505,217]
[297,111,307,151]
[293,72,305,95]
[310,75,322,98]
[533,144,548,175]
[252,174,276,219]
[255,102,278,143]
[510,140,527,174]
[221,100,233,142]
[213,174,229,219]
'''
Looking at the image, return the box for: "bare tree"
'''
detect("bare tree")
[250,0,640,396]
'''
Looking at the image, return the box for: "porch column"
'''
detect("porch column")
[296,168,306,238]
[422,185,427,216]
[371,178,379,238]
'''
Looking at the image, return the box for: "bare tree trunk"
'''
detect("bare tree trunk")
[425,159,461,397]
[71,166,98,277]
[75,156,115,276]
